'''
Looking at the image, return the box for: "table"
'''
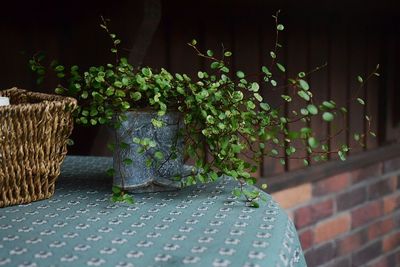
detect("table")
[0,156,306,267]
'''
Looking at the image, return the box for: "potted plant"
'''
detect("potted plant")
[30,12,378,207]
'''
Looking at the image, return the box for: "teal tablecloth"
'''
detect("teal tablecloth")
[0,156,306,267]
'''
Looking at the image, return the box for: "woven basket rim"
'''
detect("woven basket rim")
[0,87,77,111]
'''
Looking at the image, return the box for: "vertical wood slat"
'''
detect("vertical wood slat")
[365,25,380,149]
[308,17,329,162]
[260,22,286,176]
[142,24,169,70]
[384,23,400,143]
[329,18,349,159]
[348,24,367,155]
[286,19,309,171]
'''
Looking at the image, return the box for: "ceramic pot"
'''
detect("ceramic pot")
[113,110,191,192]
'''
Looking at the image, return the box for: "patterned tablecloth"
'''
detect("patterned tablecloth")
[0,156,306,267]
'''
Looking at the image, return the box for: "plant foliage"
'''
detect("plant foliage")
[30,12,378,207]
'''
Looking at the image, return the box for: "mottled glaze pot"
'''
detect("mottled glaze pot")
[113,110,192,193]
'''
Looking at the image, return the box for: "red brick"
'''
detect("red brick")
[383,231,400,252]
[367,257,389,267]
[368,176,398,200]
[294,199,334,229]
[315,213,351,244]
[305,241,337,267]
[387,250,400,267]
[313,173,351,196]
[299,229,313,250]
[368,217,395,240]
[337,186,367,211]
[352,240,382,267]
[337,229,367,255]
[351,163,382,184]
[383,157,400,173]
[383,192,400,214]
[325,257,351,267]
[272,183,312,209]
[351,200,383,229]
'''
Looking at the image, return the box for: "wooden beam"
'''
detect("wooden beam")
[260,142,400,193]
[128,0,162,67]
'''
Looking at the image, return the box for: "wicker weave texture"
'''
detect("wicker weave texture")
[0,88,77,207]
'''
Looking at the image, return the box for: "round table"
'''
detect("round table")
[0,156,307,267]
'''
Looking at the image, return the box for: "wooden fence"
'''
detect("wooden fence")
[0,0,398,177]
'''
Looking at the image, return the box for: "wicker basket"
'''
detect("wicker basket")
[0,88,77,207]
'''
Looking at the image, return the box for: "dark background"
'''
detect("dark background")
[1,0,399,176]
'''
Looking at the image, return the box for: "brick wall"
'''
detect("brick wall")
[272,157,400,267]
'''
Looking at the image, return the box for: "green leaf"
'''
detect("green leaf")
[246,101,256,110]
[207,50,214,57]
[298,72,306,78]
[248,201,260,208]
[112,186,121,194]
[281,95,292,102]
[154,151,164,160]
[236,71,245,78]
[260,103,270,111]
[105,87,115,96]
[270,51,276,59]
[298,79,310,90]
[206,115,215,124]
[322,101,335,109]
[141,67,152,77]
[55,87,64,94]
[123,158,133,165]
[254,93,263,102]
[191,39,197,45]
[357,98,365,105]
[122,77,129,85]
[81,91,88,99]
[250,82,260,92]
[300,108,308,116]
[210,62,220,69]
[121,101,130,110]
[338,150,346,161]
[307,104,318,115]
[151,118,164,128]
[224,51,232,57]
[357,75,363,83]
[308,137,319,149]
[261,184,268,190]
[106,168,115,177]
[114,81,123,88]
[276,63,285,72]
[270,80,277,87]
[297,90,310,101]
[232,188,242,197]
[277,24,285,31]
[54,65,64,72]
[130,92,142,101]
[197,71,204,79]
[262,66,271,74]
[123,195,134,204]
[146,158,153,167]
[322,112,334,122]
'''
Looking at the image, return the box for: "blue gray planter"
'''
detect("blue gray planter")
[113,110,193,193]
